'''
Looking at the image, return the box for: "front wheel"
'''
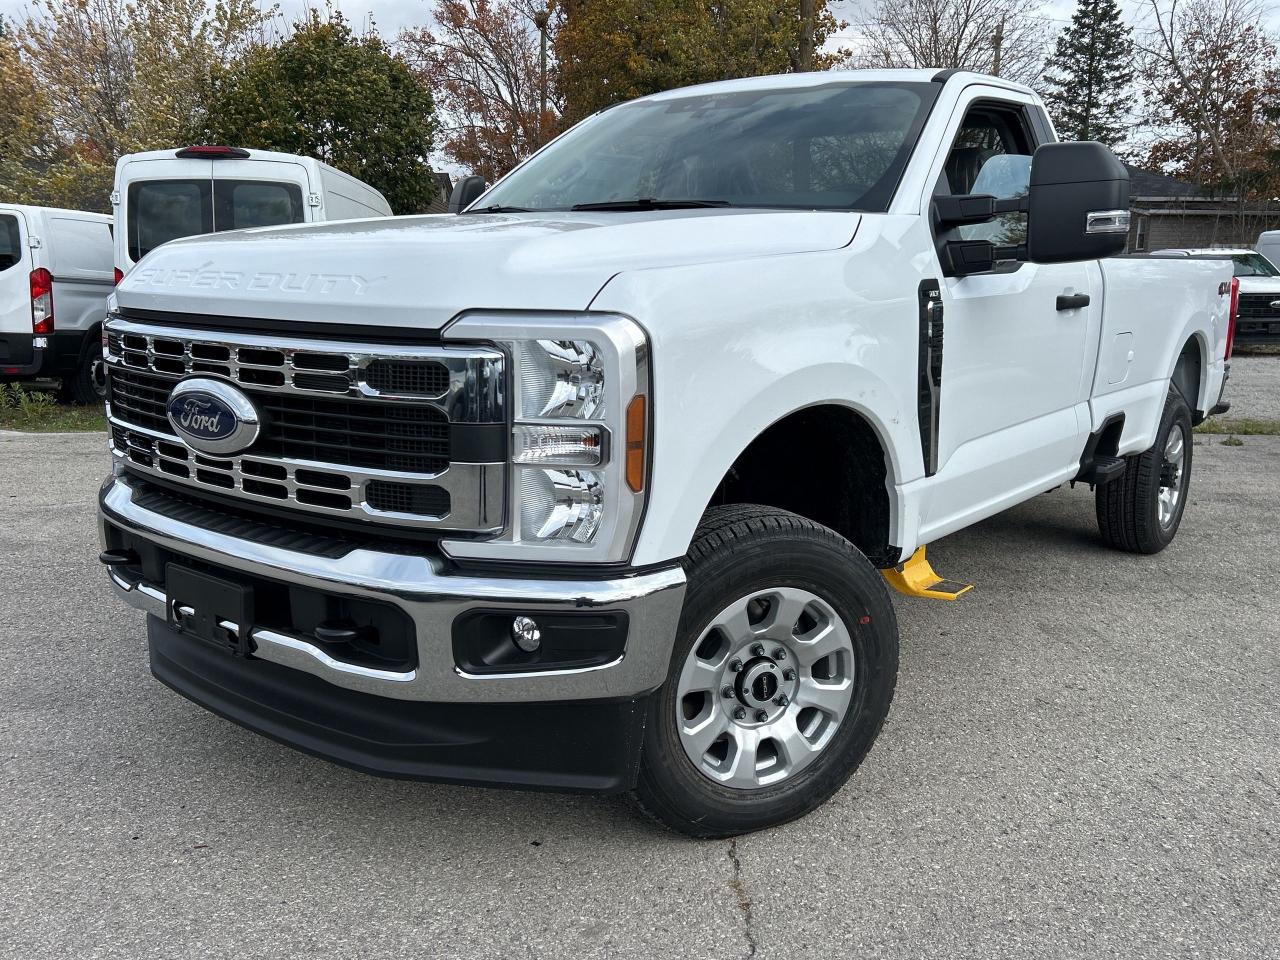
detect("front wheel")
[633,505,899,838]
[1095,386,1193,554]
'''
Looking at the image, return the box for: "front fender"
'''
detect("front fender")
[590,239,926,568]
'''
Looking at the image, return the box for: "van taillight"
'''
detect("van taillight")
[30,267,53,334]
[114,267,124,285]
[1226,276,1239,360]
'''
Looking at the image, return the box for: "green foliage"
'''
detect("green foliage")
[1041,0,1134,147]
[193,11,439,214]
[1,0,271,211]
[0,385,106,432]
[1194,417,1280,436]
[555,0,839,124]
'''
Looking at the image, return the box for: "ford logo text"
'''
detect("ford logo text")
[166,378,261,455]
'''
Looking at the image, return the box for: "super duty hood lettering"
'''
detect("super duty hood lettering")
[132,264,383,296]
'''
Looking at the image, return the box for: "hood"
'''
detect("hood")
[115,209,861,330]
[1235,276,1280,296]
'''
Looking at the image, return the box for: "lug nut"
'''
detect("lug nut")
[722,685,734,698]
[728,658,743,672]
[751,643,766,657]
[733,707,747,721]
[783,668,796,681]
[773,648,787,661]
[775,694,790,707]
[755,710,769,723]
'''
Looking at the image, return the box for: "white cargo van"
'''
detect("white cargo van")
[112,146,393,278]
[0,204,114,403]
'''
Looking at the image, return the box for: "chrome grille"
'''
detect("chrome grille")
[104,317,506,533]
[1237,294,1280,320]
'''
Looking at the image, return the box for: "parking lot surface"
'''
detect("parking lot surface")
[1226,353,1280,421]
[2,403,1278,958]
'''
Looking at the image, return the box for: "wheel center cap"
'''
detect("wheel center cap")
[738,659,782,709]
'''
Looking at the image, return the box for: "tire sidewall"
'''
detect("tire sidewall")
[70,333,107,405]
[1144,390,1193,548]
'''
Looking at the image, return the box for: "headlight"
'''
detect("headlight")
[514,339,605,419]
[442,313,649,563]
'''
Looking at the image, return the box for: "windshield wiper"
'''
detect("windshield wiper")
[570,198,733,211]
[467,204,535,214]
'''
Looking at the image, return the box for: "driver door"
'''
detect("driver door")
[920,90,1102,540]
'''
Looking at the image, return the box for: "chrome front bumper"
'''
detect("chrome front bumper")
[99,474,686,704]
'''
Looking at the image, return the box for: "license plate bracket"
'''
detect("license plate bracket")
[166,563,255,657]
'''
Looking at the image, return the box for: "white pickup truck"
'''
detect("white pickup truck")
[98,70,1234,837]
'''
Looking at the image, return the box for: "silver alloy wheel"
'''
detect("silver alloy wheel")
[90,355,107,399]
[675,586,856,790]
[1157,424,1187,528]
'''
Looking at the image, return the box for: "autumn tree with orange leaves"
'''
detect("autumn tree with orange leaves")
[402,1,558,183]
[1139,0,1280,200]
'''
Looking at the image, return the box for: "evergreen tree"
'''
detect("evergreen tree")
[1042,0,1134,147]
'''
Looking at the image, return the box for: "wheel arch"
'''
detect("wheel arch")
[1171,331,1209,419]
[701,401,902,568]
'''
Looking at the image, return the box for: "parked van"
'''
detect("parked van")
[112,146,393,278]
[1255,230,1280,268]
[0,204,114,403]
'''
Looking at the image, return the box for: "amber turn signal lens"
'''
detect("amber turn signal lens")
[625,395,646,492]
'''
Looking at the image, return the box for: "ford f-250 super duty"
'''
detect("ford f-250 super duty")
[98,70,1235,837]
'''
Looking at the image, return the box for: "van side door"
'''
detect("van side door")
[0,209,33,355]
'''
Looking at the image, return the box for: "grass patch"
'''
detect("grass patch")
[1195,417,1280,436]
[0,384,106,433]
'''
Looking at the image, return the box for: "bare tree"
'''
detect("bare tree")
[1136,0,1280,199]
[845,0,1049,85]
[400,0,558,182]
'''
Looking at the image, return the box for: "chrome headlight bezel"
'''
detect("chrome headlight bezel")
[441,311,650,564]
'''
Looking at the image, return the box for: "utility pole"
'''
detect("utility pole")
[991,17,1004,76]
[533,5,550,146]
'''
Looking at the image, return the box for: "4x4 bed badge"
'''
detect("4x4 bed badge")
[166,378,261,456]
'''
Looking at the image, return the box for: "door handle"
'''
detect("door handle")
[1056,293,1090,311]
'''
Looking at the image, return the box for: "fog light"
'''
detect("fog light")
[511,615,542,652]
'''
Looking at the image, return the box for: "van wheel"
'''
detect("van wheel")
[1095,386,1193,554]
[633,505,899,838]
[65,333,107,405]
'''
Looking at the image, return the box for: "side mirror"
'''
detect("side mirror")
[1026,142,1129,263]
[448,175,488,214]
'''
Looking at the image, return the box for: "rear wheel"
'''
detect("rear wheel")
[633,505,899,838]
[1095,386,1193,554]
[64,332,107,406]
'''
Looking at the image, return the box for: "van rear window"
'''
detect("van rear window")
[216,181,305,229]
[0,215,23,272]
[128,180,212,261]
[127,179,305,261]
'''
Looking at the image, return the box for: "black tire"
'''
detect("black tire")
[64,331,107,406]
[633,505,899,838]
[1095,386,1193,554]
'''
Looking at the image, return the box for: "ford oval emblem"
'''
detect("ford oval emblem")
[166,377,260,455]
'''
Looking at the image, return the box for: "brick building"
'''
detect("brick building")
[1126,164,1280,252]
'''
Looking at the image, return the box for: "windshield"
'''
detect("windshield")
[127,179,305,261]
[1232,252,1280,277]
[478,82,937,214]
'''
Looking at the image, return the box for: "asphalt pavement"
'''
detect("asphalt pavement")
[1,408,1278,957]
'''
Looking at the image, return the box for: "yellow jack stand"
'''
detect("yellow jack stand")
[881,546,973,600]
